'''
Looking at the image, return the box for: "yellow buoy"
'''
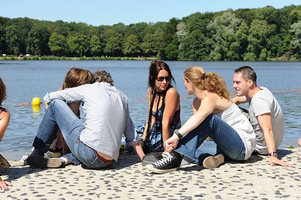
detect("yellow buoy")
[32,97,40,107]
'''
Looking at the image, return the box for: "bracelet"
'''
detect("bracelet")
[268,152,278,158]
[174,129,182,140]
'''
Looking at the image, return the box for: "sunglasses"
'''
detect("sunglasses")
[156,76,171,82]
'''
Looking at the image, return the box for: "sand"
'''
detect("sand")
[0,146,300,200]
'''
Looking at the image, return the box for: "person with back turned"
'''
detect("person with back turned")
[27,70,145,169]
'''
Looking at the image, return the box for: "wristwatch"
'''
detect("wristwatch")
[268,152,278,158]
[173,129,182,140]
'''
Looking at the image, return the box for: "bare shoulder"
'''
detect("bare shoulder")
[0,109,10,115]
[166,87,179,96]
[0,108,10,118]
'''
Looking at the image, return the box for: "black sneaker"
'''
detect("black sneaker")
[145,152,182,174]
[27,156,62,168]
[142,152,163,166]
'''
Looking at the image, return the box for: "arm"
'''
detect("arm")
[231,96,247,105]
[131,142,145,160]
[0,109,10,142]
[178,95,216,135]
[165,94,217,152]
[257,114,291,167]
[161,88,180,144]
[123,101,146,160]
[43,85,87,105]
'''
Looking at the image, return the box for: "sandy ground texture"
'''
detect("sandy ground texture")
[0,147,301,200]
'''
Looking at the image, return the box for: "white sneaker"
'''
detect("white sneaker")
[20,155,28,165]
[202,154,224,169]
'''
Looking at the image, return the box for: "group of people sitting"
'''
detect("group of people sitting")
[0,60,295,191]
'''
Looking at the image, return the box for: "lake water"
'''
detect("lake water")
[0,60,300,152]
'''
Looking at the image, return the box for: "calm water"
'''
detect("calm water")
[0,60,300,152]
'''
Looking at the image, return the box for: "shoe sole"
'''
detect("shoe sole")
[145,164,178,174]
[27,156,62,168]
[203,154,224,169]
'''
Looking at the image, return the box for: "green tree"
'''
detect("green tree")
[0,24,6,54]
[160,18,180,60]
[164,35,179,60]
[176,22,188,59]
[67,33,90,56]
[184,12,213,34]
[48,32,67,56]
[207,11,243,61]
[183,30,209,60]
[90,34,103,56]
[123,34,141,56]
[141,33,158,57]
[290,20,301,58]
[103,28,123,56]
[5,25,23,55]
[246,19,269,60]
[26,23,51,55]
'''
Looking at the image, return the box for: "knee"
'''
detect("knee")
[48,99,65,107]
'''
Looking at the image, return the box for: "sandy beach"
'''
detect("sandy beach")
[0,145,301,200]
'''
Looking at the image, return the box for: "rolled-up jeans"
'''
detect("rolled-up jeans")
[32,99,113,169]
[175,114,246,164]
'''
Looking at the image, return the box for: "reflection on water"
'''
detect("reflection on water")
[0,60,300,152]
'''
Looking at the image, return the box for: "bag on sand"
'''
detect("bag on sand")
[0,154,11,171]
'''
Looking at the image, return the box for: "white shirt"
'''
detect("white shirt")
[44,82,137,161]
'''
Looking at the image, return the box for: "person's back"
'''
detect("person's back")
[249,87,284,154]
[27,70,145,169]
[78,82,133,161]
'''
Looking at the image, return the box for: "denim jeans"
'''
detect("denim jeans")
[32,99,113,169]
[175,114,245,164]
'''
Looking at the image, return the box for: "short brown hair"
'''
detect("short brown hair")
[93,70,114,86]
[62,67,95,89]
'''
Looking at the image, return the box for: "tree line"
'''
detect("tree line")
[0,5,301,61]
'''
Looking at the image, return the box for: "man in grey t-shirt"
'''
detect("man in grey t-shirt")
[232,66,291,167]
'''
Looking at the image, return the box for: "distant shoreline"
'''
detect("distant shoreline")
[0,56,156,61]
[0,56,300,62]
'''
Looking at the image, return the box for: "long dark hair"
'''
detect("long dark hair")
[144,60,175,143]
[148,60,175,89]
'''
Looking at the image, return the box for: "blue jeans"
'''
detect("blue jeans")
[175,114,245,164]
[32,99,113,169]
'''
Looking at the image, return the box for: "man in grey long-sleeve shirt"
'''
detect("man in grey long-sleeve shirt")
[27,70,145,169]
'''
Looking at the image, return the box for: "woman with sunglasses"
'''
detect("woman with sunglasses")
[146,66,256,173]
[141,60,181,155]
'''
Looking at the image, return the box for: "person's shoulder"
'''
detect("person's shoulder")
[0,107,10,117]
[254,87,273,99]
[166,87,179,96]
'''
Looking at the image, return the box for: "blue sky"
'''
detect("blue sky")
[0,0,300,26]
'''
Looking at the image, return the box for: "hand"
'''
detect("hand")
[269,156,292,167]
[0,180,12,191]
[164,134,179,152]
